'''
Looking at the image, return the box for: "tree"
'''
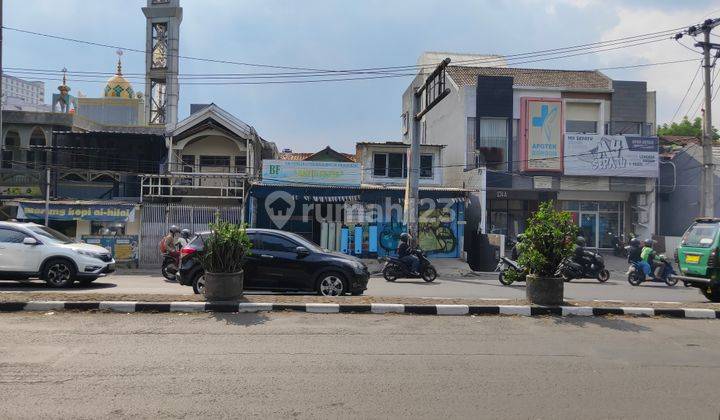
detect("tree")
[657,116,719,140]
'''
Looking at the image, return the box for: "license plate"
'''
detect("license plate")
[685,255,700,264]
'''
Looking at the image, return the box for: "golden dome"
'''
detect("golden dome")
[104,55,134,99]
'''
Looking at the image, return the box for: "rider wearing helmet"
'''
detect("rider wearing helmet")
[627,237,642,263]
[177,229,192,249]
[641,239,659,278]
[572,236,591,269]
[397,232,420,276]
[511,234,524,261]
[161,225,180,255]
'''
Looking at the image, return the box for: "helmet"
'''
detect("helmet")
[399,232,410,243]
[630,238,641,247]
[516,234,524,243]
[181,229,191,238]
[644,238,654,247]
[575,236,586,247]
[169,225,179,233]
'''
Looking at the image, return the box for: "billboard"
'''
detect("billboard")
[262,160,361,186]
[520,97,563,172]
[564,134,658,178]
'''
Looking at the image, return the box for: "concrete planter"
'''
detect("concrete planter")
[525,274,564,306]
[204,271,244,301]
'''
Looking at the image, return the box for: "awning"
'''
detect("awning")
[16,201,136,222]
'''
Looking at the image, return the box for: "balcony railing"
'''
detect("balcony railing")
[140,172,248,200]
[0,168,44,197]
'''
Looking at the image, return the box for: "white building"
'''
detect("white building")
[2,75,45,106]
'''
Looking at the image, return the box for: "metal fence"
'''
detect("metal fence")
[139,203,243,267]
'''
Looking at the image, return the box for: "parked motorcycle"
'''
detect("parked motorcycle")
[609,232,628,257]
[496,256,526,286]
[382,248,437,282]
[627,254,678,287]
[559,251,610,282]
[161,253,179,281]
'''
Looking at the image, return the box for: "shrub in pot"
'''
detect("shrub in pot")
[517,201,578,305]
[198,221,252,301]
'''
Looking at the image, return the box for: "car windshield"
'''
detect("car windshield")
[681,223,719,248]
[26,225,75,244]
[281,231,324,252]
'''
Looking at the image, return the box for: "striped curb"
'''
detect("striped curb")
[0,301,719,319]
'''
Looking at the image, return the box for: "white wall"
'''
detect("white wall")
[357,144,444,185]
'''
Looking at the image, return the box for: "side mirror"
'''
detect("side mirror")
[295,246,310,257]
[23,237,39,246]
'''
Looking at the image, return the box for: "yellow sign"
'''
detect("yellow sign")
[0,186,42,197]
[685,254,700,264]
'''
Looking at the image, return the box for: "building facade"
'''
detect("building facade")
[2,75,45,107]
[402,61,659,249]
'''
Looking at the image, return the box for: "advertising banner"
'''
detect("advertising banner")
[0,186,42,197]
[564,134,659,178]
[520,98,563,172]
[17,202,136,222]
[262,160,361,186]
[82,235,139,266]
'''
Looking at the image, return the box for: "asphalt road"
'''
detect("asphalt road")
[1,311,719,419]
[0,272,710,303]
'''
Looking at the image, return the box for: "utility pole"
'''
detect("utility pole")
[404,58,451,239]
[44,167,50,226]
[682,19,720,217]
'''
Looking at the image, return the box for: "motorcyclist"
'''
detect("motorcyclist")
[177,229,191,249]
[511,234,524,261]
[160,225,180,256]
[572,236,592,269]
[627,237,642,263]
[397,232,420,276]
[641,239,660,279]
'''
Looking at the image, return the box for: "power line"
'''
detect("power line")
[672,60,703,122]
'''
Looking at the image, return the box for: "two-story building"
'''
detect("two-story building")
[402,59,659,250]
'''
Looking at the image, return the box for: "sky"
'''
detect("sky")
[4,0,720,153]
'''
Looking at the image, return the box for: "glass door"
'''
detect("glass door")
[580,213,598,249]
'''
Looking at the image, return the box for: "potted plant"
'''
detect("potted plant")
[517,201,578,305]
[198,221,252,301]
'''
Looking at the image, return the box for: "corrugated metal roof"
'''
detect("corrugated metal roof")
[446,66,612,90]
[251,181,469,192]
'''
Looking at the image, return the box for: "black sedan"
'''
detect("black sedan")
[177,229,369,296]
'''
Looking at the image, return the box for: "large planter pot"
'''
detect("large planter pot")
[203,271,244,301]
[525,274,564,306]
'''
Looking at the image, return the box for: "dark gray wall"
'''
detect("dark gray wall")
[657,151,720,236]
[611,81,647,123]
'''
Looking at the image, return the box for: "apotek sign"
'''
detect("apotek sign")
[564,134,658,178]
[520,97,563,172]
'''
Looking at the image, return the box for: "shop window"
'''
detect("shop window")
[599,202,620,212]
[234,156,248,173]
[91,221,126,236]
[373,153,387,177]
[199,156,230,169]
[561,201,579,211]
[476,117,508,171]
[420,154,433,178]
[566,120,598,134]
[373,152,407,178]
[580,202,598,212]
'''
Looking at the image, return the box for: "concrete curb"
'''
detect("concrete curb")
[1,301,719,319]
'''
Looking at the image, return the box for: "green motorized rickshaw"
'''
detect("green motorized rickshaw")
[674,218,720,302]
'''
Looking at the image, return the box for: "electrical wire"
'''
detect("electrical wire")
[672,60,703,122]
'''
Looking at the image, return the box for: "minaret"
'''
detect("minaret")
[142,0,182,128]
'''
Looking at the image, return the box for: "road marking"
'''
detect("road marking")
[23,301,65,311]
[371,303,404,314]
[683,308,717,319]
[561,306,594,316]
[499,305,532,316]
[99,301,136,312]
[436,305,469,315]
[621,307,654,316]
[306,303,340,313]
[238,303,273,312]
[169,302,206,312]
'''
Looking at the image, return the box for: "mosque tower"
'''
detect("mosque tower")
[142,0,182,128]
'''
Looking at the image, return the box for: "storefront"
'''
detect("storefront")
[13,200,141,266]
[560,200,624,249]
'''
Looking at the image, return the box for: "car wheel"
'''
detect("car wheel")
[192,273,206,295]
[597,269,610,283]
[317,272,347,296]
[43,259,76,288]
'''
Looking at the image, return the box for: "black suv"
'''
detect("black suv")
[177,229,369,296]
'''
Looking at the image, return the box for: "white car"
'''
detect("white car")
[0,221,116,287]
